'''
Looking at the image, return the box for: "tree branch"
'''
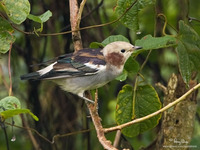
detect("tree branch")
[69,1,117,149]
[86,102,117,150]
[69,0,85,51]
[104,82,200,133]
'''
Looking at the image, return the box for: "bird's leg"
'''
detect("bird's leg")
[77,92,94,104]
[77,92,95,104]
[80,96,95,104]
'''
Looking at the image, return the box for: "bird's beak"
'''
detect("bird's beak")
[134,46,142,50]
[128,46,142,52]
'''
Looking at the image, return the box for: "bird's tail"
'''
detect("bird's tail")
[20,72,40,80]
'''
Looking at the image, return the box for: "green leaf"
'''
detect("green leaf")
[133,35,177,57]
[90,35,130,48]
[116,58,140,81]
[115,0,155,31]
[0,96,21,111]
[124,57,140,74]
[27,10,52,23]
[89,42,105,48]
[176,20,200,85]
[0,17,16,53]
[176,41,191,85]
[135,34,177,50]
[116,85,133,124]
[1,109,39,121]
[102,35,129,45]
[0,0,30,24]
[0,18,13,32]
[38,10,52,22]
[27,10,52,32]
[116,70,128,81]
[116,84,161,137]
[0,96,39,121]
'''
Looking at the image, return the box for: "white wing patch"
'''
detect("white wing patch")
[55,67,79,72]
[37,62,106,77]
[37,62,57,75]
[84,62,106,72]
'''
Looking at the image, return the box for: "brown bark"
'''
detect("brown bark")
[69,0,83,51]
[156,74,197,150]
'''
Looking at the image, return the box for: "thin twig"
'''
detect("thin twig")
[20,114,41,150]
[157,13,178,33]
[104,83,200,133]
[132,76,138,119]
[0,65,10,91]
[157,14,168,36]
[11,0,138,37]
[189,16,200,23]
[131,49,152,119]
[77,0,87,28]
[5,121,92,144]
[86,102,118,150]
[113,130,121,148]
[11,24,34,35]
[139,50,152,72]
[41,0,138,36]
[82,0,104,20]
[155,82,167,95]
[8,35,13,96]
[0,121,10,150]
[59,0,104,32]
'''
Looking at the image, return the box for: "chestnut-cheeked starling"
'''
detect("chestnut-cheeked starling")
[21,41,142,103]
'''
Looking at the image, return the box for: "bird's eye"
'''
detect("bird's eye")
[120,49,126,53]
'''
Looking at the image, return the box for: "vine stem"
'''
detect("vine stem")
[132,49,152,119]
[104,82,200,133]
[0,122,10,150]
[0,66,10,91]
[157,13,178,34]
[8,34,13,96]
[11,0,138,37]
[5,121,92,144]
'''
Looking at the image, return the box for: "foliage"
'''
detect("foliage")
[0,0,52,53]
[0,96,39,121]
[115,0,156,31]
[0,0,200,150]
[0,0,30,24]
[135,35,176,50]
[116,85,161,137]
[0,0,49,121]
[176,20,200,85]
[0,17,15,53]
[27,10,52,32]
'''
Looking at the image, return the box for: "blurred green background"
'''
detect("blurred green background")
[0,0,200,149]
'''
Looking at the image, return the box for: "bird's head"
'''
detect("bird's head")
[103,41,141,68]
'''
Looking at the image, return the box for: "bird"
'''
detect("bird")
[21,41,142,103]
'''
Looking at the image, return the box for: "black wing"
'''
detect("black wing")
[21,48,106,80]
